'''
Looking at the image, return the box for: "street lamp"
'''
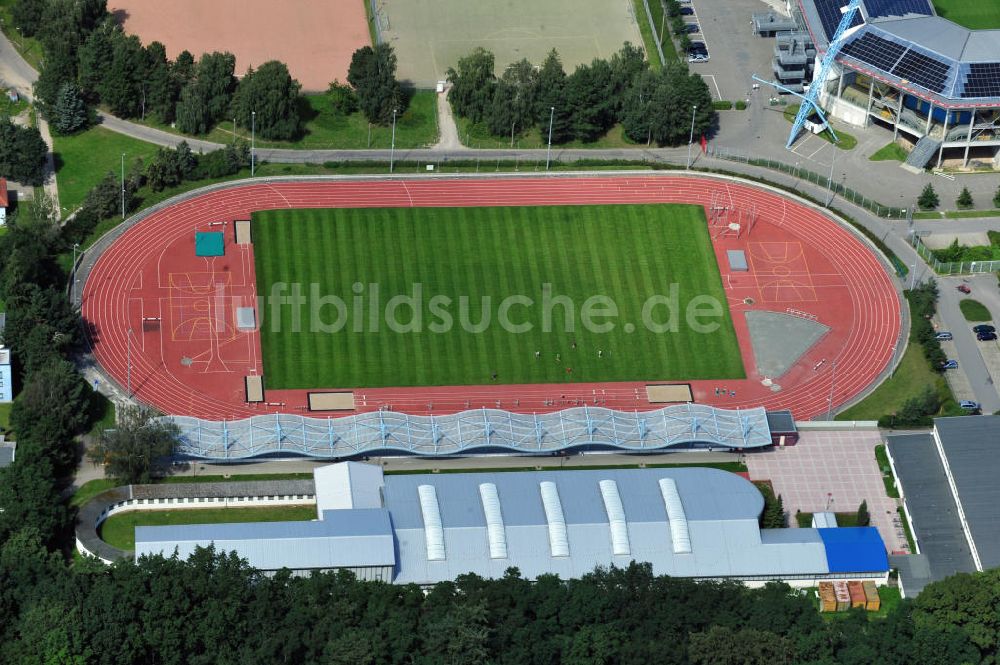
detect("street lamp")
[71,242,80,284]
[546,107,555,171]
[390,108,398,173]
[909,263,917,290]
[686,105,698,169]
[120,153,126,219]
[251,111,256,177]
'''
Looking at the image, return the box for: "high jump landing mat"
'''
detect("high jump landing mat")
[195,232,225,257]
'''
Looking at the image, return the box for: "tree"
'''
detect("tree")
[98,31,147,117]
[10,360,92,473]
[175,83,212,135]
[914,568,1000,662]
[0,118,48,186]
[856,499,870,527]
[146,141,198,191]
[446,47,496,125]
[1,285,80,373]
[77,18,118,102]
[11,0,48,37]
[88,406,178,484]
[196,51,238,123]
[487,59,537,139]
[0,458,70,549]
[918,183,939,210]
[51,82,89,135]
[956,186,973,209]
[994,184,1000,209]
[348,44,403,125]
[534,50,572,142]
[144,42,179,123]
[233,61,303,140]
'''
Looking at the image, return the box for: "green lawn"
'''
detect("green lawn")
[869,142,908,162]
[837,340,958,421]
[0,402,11,435]
[874,444,899,498]
[253,204,744,389]
[99,505,318,550]
[959,298,992,322]
[52,126,160,213]
[137,92,439,150]
[933,0,1000,29]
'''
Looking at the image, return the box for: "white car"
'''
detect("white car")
[688,53,710,63]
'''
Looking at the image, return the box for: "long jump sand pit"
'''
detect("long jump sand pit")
[379,0,643,86]
[110,0,369,92]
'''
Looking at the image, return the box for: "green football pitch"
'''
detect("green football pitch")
[933,0,1000,29]
[252,204,744,389]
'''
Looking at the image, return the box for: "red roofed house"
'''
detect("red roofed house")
[0,178,7,226]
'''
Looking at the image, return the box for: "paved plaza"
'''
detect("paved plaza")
[746,429,910,554]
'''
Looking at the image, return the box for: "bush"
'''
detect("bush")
[734,100,747,110]
[712,100,733,111]
[994,184,1000,209]
[327,81,358,115]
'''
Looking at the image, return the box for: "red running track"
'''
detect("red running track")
[81,176,900,421]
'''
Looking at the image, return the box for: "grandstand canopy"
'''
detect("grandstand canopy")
[798,0,1000,106]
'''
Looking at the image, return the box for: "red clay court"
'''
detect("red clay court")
[81,175,901,421]
[110,0,369,92]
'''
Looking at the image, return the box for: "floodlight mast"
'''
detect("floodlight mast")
[755,0,862,149]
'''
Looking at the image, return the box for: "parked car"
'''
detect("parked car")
[689,41,706,49]
[679,23,699,33]
[935,331,953,341]
[688,44,708,54]
[973,324,996,334]
[957,284,971,294]
[679,6,695,14]
[978,331,998,341]
[959,400,981,411]
[688,53,710,63]
[941,359,959,369]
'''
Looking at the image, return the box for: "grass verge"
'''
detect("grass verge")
[128,92,439,150]
[631,0,664,70]
[253,203,744,389]
[874,444,899,498]
[795,511,861,528]
[783,104,857,150]
[99,505,317,550]
[52,126,160,213]
[959,298,992,322]
[898,507,917,552]
[455,116,642,149]
[869,142,908,162]
[837,340,959,423]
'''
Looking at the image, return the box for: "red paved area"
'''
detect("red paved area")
[111,0,369,92]
[746,430,910,554]
[81,176,900,420]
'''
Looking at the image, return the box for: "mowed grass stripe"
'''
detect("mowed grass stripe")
[252,204,745,389]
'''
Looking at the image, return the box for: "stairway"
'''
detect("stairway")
[901,135,941,173]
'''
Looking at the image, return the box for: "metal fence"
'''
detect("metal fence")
[164,404,773,460]
[910,233,1000,275]
[711,147,905,219]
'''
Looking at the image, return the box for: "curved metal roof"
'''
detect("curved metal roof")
[163,404,773,460]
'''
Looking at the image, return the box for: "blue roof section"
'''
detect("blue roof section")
[818,527,890,572]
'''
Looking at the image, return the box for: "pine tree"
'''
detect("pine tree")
[956,186,973,209]
[856,500,870,527]
[51,83,89,135]
[918,183,939,210]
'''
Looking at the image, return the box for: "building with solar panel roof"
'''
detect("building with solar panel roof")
[133,462,890,587]
[791,0,1000,170]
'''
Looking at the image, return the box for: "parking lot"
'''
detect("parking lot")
[680,0,776,102]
